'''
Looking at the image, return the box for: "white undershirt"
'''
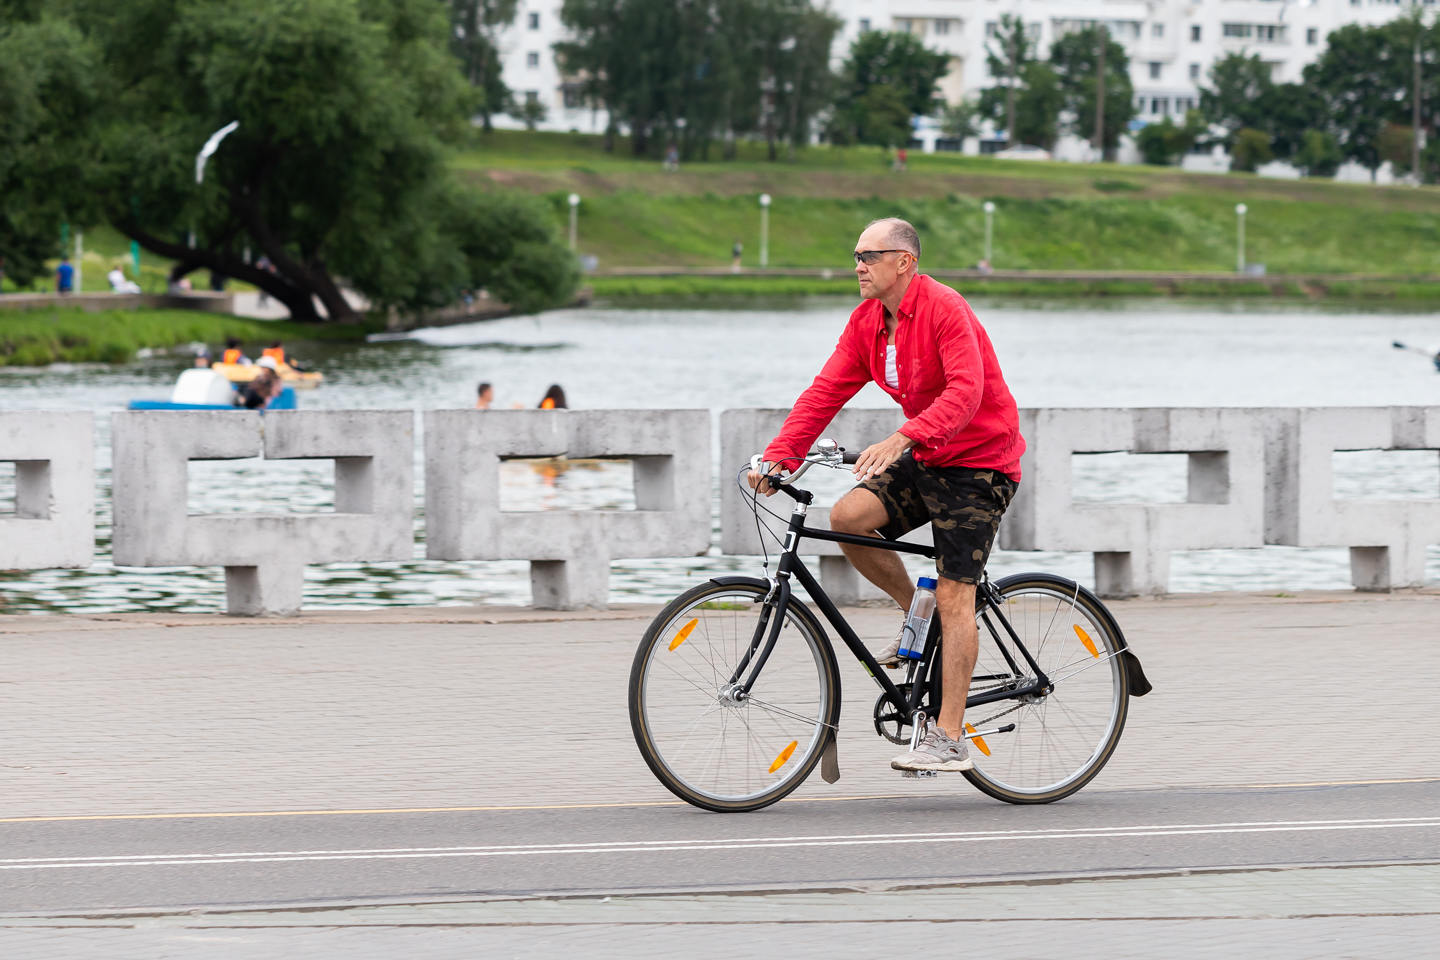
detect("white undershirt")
[884,344,899,388]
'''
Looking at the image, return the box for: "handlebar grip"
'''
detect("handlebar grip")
[841,451,860,465]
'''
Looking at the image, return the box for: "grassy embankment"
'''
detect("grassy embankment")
[0,309,372,367]
[454,130,1440,300]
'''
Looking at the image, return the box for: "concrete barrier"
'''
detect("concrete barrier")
[110,411,413,615]
[0,412,95,569]
[1000,408,1266,596]
[424,409,711,609]
[719,406,1436,597]
[1262,406,1440,591]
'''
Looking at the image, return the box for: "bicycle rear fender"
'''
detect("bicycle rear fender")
[989,573,1152,698]
[706,575,844,782]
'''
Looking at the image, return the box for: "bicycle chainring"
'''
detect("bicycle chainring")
[873,685,914,744]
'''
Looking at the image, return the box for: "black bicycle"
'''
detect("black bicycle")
[628,440,1152,813]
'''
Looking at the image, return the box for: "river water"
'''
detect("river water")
[2,296,1438,613]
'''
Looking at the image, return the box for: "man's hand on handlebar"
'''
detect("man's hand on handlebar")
[747,459,780,497]
[852,431,914,481]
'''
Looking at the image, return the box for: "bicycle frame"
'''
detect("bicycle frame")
[726,486,1053,722]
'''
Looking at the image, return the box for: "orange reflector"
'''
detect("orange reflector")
[668,618,698,651]
[768,741,798,773]
[965,723,991,757]
[1074,624,1099,658]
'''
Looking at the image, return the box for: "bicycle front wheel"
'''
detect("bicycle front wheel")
[962,574,1130,804]
[629,579,840,813]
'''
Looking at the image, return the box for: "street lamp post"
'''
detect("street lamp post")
[191,120,240,249]
[983,201,995,265]
[567,193,580,251]
[1235,203,1248,273]
[759,193,771,268]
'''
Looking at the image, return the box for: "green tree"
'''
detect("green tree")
[759,1,842,160]
[939,98,980,144]
[830,30,948,145]
[1200,53,1275,144]
[1048,25,1136,159]
[1294,129,1342,177]
[1301,20,1440,177]
[8,0,577,321]
[1136,119,1177,166]
[982,14,1036,147]
[1230,128,1274,172]
[447,0,517,132]
[0,12,100,287]
[1377,122,1416,174]
[1009,62,1064,150]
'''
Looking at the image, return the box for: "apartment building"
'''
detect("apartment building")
[494,1,1435,149]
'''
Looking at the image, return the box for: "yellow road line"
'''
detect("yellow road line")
[2,778,1434,825]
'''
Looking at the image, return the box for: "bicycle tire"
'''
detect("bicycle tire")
[961,573,1130,804]
[629,578,841,813]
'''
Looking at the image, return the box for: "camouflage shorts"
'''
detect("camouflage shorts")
[858,452,1018,584]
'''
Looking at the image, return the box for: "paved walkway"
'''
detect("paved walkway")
[3,590,1437,954]
[2,590,1437,818]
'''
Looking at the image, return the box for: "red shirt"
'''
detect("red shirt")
[763,274,1025,480]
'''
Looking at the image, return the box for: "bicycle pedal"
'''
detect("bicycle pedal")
[899,769,939,779]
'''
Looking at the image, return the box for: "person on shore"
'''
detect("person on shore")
[55,256,75,294]
[108,264,141,294]
[475,382,494,409]
[748,216,1024,774]
[539,384,568,409]
[731,240,743,272]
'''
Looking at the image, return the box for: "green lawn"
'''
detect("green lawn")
[0,308,371,366]
[454,130,1440,277]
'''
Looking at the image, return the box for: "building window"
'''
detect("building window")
[1223,23,1252,39]
[528,12,539,30]
[1191,25,1201,42]
[1256,25,1282,44]
[526,51,539,68]
[895,18,913,34]
[1149,61,1162,80]
[1151,97,1169,116]
[858,18,870,33]
[1307,27,1318,45]
[524,90,539,106]
[562,83,584,110]
[1189,62,1200,80]
[933,18,950,36]
[1026,22,1041,41]
[1152,23,1164,39]
[985,20,998,39]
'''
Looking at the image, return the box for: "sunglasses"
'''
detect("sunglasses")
[853,249,908,265]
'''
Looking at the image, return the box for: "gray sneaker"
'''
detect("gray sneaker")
[891,726,974,772]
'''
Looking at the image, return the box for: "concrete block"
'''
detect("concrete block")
[423,409,710,609]
[0,412,95,569]
[111,411,414,615]
[1263,406,1440,591]
[1000,408,1266,596]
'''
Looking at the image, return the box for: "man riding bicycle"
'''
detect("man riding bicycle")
[748,217,1025,774]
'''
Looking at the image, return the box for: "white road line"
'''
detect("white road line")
[3,817,1438,872]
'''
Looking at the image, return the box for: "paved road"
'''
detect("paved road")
[2,780,1437,914]
[2,591,1438,954]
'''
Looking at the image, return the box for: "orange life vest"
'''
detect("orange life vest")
[222,348,243,364]
[540,397,556,410]
[262,346,286,365]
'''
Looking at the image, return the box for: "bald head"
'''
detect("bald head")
[864,217,921,258]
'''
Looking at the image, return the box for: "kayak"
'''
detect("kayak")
[212,362,324,388]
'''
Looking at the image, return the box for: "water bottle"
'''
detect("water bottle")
[897,576,937,659]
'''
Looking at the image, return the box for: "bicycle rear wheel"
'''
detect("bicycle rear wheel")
[962,574,1129,804]
[629,579,840,813]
